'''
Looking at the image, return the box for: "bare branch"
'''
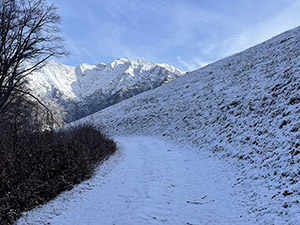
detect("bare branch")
[0,0,68,115]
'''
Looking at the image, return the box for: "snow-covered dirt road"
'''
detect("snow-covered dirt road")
[17,136,255,225]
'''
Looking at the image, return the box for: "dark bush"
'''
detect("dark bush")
[0,123,116,224]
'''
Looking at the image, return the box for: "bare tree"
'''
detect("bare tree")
[0,0,67,114]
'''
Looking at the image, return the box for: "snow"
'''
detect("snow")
[24,60,77,100]
[25,57,184,122]
[66,26,300,223]
[26,58,184,101]
[17,137,255,225]
[17,26,300,224]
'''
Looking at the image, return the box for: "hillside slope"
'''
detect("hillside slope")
[77,26,300,224]
[26,58,184,122]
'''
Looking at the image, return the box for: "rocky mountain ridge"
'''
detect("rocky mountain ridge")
[26,58,185,122]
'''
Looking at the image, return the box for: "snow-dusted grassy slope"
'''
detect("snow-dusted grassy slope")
[78,27,300,224]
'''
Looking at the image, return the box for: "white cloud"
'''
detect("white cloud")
[177,56,211,71]
[221,1,300,57]
[51,0,300,71]
[97,27,139,60]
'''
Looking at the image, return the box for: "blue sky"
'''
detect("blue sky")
[50,0,300,71]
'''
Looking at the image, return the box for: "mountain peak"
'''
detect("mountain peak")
[27,57,184,122]
[107,58,130,69]
[108,57,155,69]
[136,57,149,64]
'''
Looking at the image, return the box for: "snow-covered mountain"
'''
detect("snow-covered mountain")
[26,58,185,122]
[70,27,300,223]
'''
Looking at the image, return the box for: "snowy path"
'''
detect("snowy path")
[17,136,254,225]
